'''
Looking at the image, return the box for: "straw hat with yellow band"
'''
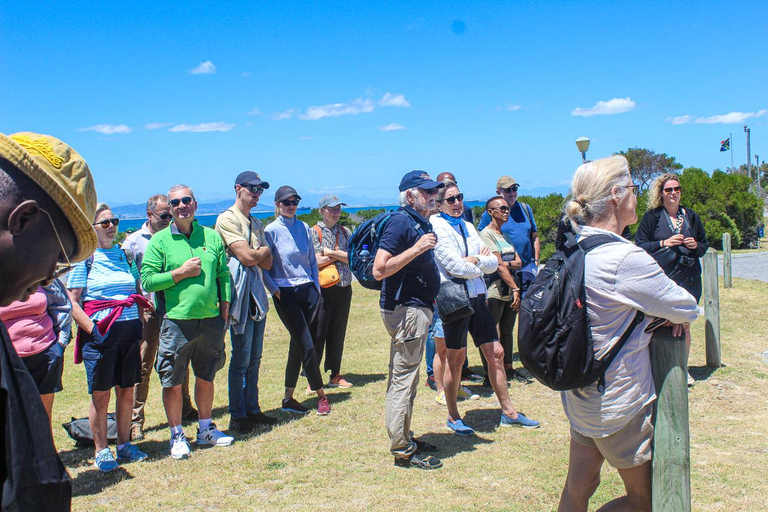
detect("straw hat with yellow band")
[0,132,98,262]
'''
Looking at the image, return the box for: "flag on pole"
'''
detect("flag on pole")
[720,137,730,152]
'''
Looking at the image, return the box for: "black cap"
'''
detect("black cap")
[235,171,270,189]
[398,170,445,192]
[274,185,302,203]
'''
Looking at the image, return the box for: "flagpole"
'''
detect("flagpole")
[730,132,734,170]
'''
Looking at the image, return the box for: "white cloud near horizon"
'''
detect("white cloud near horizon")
[271,92,411,122]
[272,109,298,121]
[145,122,171,130]
[168,122,235,133]
[380,93,411,108]
[571,97,636,117]
[497,103,523,112]
[665,109,767,125]
[380,123,407,131]
[189,60,216,75]
[78,124,132,135]
[247,107,263,116]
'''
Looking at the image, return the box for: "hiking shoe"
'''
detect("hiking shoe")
[94,448,119,472]
[328,375,353,388]
[461,369,484,382]
[130,422,145,442]
[435,390,447,406]
[499,412,540,429]
[446,417,475,436]
[507,368,534,384]
[394,452,443,470]
[170,432,191,459]
[197,424,234,447]
[248,412,278,425]
[425,375,437,391]
[458,386,480,401]
[317,396,331,416]
[281,397,309,414]
[229,417,257,433]
[117,442,149,463]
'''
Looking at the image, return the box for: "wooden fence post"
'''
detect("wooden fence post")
[702,249,722,367]
[722,233,732,288]
[650,326,691,512]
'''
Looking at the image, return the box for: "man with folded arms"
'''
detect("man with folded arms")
[141,184,233,459]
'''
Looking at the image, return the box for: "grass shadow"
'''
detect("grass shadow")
[71,466,133,497]
[334,372,386,387]
[461,408,504,434]
[413,431,494,460]
[58,445,95,468]
[688,364,721,383]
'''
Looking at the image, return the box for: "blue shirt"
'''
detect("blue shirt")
[67,245,140,322]
[377,207,440,310]
[477,201,537,265]
[263,215,320,294]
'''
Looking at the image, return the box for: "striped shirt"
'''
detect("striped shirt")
[67,245,140,322]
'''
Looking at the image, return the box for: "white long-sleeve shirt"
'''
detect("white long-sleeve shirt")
[562,226,699,438]
[430,214,498,298]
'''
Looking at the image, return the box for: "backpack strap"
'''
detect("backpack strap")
[312,224,323,245]
[596,310,645,393]
[578,234,619,253]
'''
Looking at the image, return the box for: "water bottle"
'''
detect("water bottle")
[359,244,371,259]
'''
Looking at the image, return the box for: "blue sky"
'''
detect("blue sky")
[2,1,766,206]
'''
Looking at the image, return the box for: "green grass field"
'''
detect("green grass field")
[53,279,768,511]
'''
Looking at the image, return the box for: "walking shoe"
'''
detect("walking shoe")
[457,386,480,401]
[94,448,119,472]
[197,424,234,447]
[170,432,191,460]
[328,375,353,388]
[247,412,279,425]
[117,442,149,463]
[461,369,484,382]
[394,452,443,470]
[499,412,540,429]
[446,417,475,436]
[317,396,331,416]
[434,390,447,406]
[229,417,257,433]
[425,375,437,391]
[507,368,535,384]
[130,422,145,442]
[281,397,309,414]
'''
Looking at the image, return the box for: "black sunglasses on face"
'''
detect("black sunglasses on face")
[443,193,464,204]
[419,187,440,196]
[502,185,519,193]
[153,212,172,220]
[280,199,300,206]
[94,218,120,228]
[169,196,194,207]
[489,205,509,212]
[243,184,264,194]
[663,186,682,194]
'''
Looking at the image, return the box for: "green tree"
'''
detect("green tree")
[619,147,683,192]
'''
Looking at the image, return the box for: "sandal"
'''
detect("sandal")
[394,452,443,470]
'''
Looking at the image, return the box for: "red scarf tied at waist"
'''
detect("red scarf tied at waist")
[74,294,151,364]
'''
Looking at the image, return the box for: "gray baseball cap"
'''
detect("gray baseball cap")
[319,194,346,208]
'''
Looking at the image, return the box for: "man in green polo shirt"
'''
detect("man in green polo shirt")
[141,184,233,459]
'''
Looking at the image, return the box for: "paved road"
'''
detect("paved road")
[717,251,768,282]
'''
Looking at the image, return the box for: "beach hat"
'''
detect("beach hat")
[398,170,445,192]
[274,185,302,203]
[319,194,346,209]
[0,132,98,262]
[496,176,518,189]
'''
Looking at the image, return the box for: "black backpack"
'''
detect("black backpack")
[518,233,644,392]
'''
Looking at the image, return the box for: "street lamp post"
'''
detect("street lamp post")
[575,137,590,163]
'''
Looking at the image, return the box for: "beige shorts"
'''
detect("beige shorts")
[571,403,654,470]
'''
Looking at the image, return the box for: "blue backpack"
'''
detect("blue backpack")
[347,211,398,290]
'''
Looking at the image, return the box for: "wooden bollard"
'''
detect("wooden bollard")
[650,326,691,512]
[722,233,732,288]
[702,249,722,367]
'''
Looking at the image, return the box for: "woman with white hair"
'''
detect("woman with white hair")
[557,156,698,511]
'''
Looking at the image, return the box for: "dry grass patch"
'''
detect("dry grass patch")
[53,279,768,511]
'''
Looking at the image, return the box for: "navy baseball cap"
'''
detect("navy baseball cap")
[235,171,270,189]
[398,170,445,192]
[275,185,302,202]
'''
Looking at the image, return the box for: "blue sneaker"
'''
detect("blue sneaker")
[117,442,149,463]
[499,412,540,429]
[446,417,475,436]
[94,448,119,472]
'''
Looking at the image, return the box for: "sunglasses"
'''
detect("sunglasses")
[502,185,519,193]
[94,218,120,228]
[280,199,300,206]
[419,187,440,196]
[152,212,172,220]
[169,196,194,207]
[443,193,464,204]
[39,208,73,284]
[243,184,264,194]
[489,205,510,212]
[663,186,682,194]
[624,184,640,196]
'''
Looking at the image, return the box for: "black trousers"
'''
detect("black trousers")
[273,283,325,390]
[311,284,353,377]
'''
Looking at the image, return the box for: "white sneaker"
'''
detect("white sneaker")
[458,386,480,401]
[170,432,191,460]
[196,423,234,447]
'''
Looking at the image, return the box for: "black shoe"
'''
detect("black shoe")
[425,375,437,391]
[181,407,199,423]
[248,412,279,425]
[229,417,257,433]
[461,370,483,383]
[394,452,443,470]
[281,398,309,414]
[481,377,492,389]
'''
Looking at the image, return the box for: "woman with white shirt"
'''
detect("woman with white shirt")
[431,181,539,436]
[558,156,699,511]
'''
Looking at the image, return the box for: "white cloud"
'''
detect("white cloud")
[272,109,298,121]
[379,123,407,131]
[571,97,636,117]
[380,93,411,108]
[144,122,171,130]
[497,103,523,112]
[665,109,766,125]
[168,122,235,133]
[299,99,375,121]
[246,107,263,116]
[78,124,132,135]
[665,115,694,125]
[189,60,216,75]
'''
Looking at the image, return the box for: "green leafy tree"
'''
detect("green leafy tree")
[619,147,683,192]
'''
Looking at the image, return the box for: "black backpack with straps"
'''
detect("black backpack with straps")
[518,233,644,392]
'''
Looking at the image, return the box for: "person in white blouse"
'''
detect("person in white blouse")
[558,155,698,512]
[431,181,540,436]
